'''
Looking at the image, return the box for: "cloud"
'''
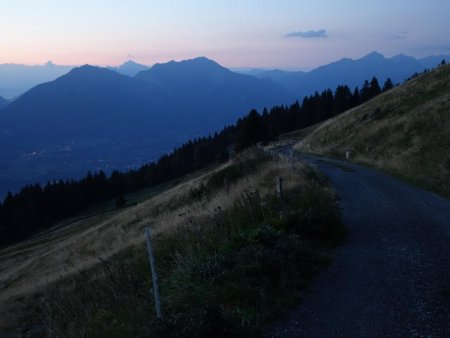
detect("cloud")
[285,29,327,39]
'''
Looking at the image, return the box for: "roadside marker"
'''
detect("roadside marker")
[145,227,163,320]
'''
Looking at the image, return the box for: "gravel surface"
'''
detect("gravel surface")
[266,154,450,337]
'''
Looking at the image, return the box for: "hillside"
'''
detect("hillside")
[297,64,450,197]
[0,148,344,337]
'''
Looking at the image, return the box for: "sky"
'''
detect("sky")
[1,0,450,70]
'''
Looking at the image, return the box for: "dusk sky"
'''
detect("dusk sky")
[1,0,449,70]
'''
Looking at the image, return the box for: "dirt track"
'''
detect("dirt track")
[267,154,450,337]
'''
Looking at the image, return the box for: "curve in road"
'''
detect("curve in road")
[267,154,450,337]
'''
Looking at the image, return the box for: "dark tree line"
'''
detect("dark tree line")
[0,76,390,246]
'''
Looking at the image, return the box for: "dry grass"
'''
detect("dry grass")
[0,164,205,329]
[0,148,308,333]
[296,64,450,197]
[34,149,343,337]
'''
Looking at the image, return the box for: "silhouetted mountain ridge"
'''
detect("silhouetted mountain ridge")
[246,52,450,98]
[1,53,448,198]
[0,62,74,98]
[0,58,294,197]
[136,57,293,116]
[107,60,149,77]
[0,65,173,143]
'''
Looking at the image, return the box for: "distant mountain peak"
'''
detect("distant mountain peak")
[141,57,230,82]
[390,53,415,61]
[70,64,102,73]
[122,60,141,65]
[78,64,96,69]
[107,60,149,77]
[63,64,125,81]
[153,56,222,68]
[363,51,385,60]
[190,56,217,63]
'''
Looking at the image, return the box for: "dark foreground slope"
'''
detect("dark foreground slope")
[268,155,450,337]
[0,149,345,337]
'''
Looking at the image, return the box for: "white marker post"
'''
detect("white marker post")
[145,227,163,320]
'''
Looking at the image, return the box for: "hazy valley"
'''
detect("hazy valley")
[1,52,449,198]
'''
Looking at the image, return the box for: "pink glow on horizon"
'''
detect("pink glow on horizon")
[1,1,449,69]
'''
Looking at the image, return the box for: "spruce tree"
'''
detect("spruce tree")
[382,78,394,92]
[361,80,371,102]
[370,77,381,97]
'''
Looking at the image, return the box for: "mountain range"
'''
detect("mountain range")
[0,61,73,99]
[0,58,292,143]
[0,60,149,99]
[0,51,449,198]
[243,52,450,97]
[0,57,292,197]
[2,52,448,100]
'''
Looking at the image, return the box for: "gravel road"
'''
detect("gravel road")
[266,154,450,337]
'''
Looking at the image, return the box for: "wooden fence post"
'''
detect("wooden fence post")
[277,177,284,199]
[145,227,163,320]
[290,146,295,170]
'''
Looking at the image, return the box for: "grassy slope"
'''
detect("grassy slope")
[0,163,219,333]
[0,148,345,337]
[296,64,450,197]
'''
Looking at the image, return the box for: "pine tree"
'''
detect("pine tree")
[333,85,352,115]
[370,77,381,97]
[360,80,371,102]
[235,110,264,151]
[352,87,361,106]
[382,78,394,92]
